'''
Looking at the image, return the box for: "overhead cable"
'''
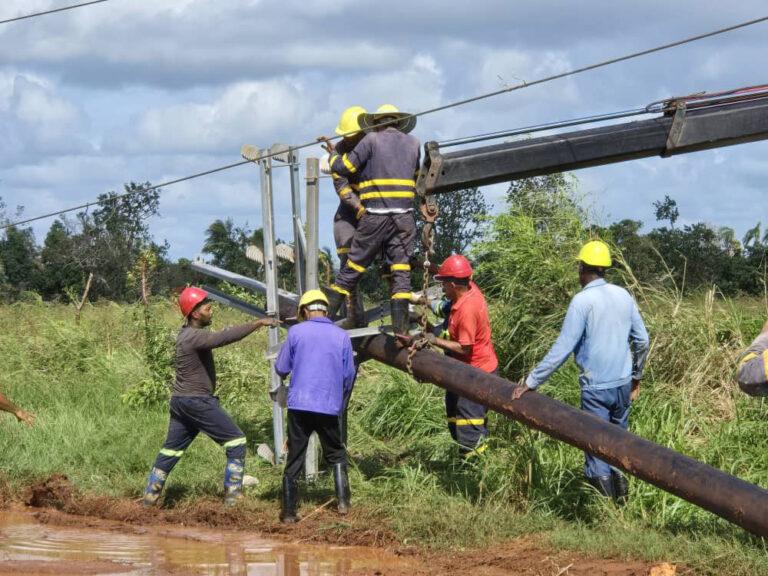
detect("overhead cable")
[3,14,767,231]
[0,0,111,26]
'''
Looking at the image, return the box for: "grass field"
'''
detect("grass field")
[0,298,767,575]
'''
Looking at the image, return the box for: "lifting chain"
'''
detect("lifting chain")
[405,194,439,376]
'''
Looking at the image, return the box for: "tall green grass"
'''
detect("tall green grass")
[0,299,766,573]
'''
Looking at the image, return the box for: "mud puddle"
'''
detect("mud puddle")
[0,510,417,575]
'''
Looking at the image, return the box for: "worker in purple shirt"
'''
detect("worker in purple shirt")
[275,289,357,523]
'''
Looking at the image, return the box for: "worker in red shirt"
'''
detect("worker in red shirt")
[407,255,498,456]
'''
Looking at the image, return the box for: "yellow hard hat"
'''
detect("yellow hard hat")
[298,289,329,312]
[375,103,400,115]
[359,103,416,134]
[577,240,612,268]
[335,105,367,136]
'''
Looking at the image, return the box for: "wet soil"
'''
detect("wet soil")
[0,475,680,575]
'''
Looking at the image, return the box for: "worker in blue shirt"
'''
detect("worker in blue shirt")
[275,289,357,523]
[513,240,650,503]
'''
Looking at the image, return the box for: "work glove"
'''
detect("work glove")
[355,206,366,220]
[319,153,331,175]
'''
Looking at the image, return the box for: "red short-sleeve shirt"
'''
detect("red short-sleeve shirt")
[448,282,498,373]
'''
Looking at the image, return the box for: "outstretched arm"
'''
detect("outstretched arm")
[190,318,277,350]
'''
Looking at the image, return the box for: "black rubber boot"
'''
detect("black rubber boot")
[279,476,300,523]
[322,287,346,322]
[333,463,351,515]
[587,475,615,498]
[350,289,367,328]
[611,470,629,505]
[390,299,410,336]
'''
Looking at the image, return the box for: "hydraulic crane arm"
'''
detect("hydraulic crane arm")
[418,92,768,195]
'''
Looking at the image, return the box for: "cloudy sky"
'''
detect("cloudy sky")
[0,0,766,260]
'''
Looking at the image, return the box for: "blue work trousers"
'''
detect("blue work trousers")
[580,384,631,478]
[153,396,247,473]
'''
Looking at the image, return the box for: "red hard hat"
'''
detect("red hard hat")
[178,286,209,317]
[434,254,473,280]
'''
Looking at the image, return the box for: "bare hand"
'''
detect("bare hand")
[316,136,334,155]
[630,379,641,402]
[257,318,279,329]
[15,410,35,427]
[512,379,530,400]
[395,333,414,347]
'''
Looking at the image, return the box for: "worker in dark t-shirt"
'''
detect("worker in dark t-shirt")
[142,287,276,507]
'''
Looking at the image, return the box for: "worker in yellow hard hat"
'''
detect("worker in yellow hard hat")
[324,103,420,336]
[275,289,357,522]
[317,106,368,327]
[513,240,650,505]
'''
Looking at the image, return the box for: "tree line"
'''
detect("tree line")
[0,179,765,304]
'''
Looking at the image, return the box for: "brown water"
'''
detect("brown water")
[0,510,414,575]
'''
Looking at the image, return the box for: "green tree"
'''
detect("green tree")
[74,182,163,300]
[39,220,83,299]
[653,195,679,228]
[0,226,39,298]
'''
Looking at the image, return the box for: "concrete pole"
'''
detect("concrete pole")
[289,149,306,296]
[305,157,320,290]
[303,156,321,480]
[260,155,286,464]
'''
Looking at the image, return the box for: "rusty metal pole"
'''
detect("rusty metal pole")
[357,335,768,538]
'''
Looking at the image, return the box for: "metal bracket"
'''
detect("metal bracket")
[416,141,444,198]
[662,102,687,157]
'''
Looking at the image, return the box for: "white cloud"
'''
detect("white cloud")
[126,79,313,153]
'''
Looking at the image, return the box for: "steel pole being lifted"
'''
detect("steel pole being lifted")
[353,335,768,538]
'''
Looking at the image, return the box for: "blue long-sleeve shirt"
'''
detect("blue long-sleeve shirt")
[526,279,650,391]
[274,317,356,416]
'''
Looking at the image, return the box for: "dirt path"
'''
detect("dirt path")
[1,475,680,575]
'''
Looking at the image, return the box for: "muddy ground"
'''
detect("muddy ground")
[0,475,681,576]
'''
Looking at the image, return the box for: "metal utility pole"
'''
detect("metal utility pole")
[303,156,321,480]
[305,157,320,290]
[260,150,286,463]
[288,148,306,295]
[357,336,768,538]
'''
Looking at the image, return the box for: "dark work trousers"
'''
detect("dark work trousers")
[333,205,357,262]
[445,368,495,453]
[334,206,366,322]
[284,409,347,482]
[333,212,416,298]
[445,392,489,453]
[153,396,247,473]
[581,384,631,478]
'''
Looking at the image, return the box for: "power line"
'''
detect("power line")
[0,0,111,26]
[3,14,767,231]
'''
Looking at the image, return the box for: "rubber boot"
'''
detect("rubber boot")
[279,476,300,523]
[390,299,410,336]
[223,458,245,507]
[349,289,367,328]
[142,467,168,507]
[587,475,615,498]
[333,463,351,515]
[322,287,346,322]
[611,469,629,505]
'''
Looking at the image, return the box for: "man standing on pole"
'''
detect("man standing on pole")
[275,289,356,523]
[513,241,650,503]
[322,104,420,336]
[407,254,498,456]
[142,287,276,507]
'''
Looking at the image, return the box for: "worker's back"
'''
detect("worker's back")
[571,279,648,390]
[352,128,420,212]
[277,317,355,416]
